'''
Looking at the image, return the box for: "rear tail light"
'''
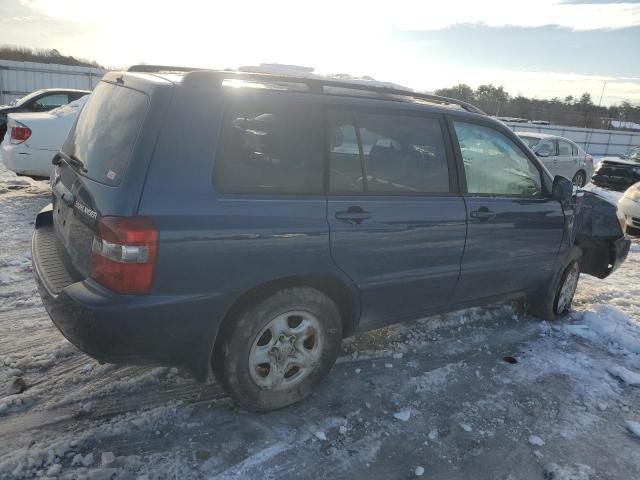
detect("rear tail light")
[90,217,158,294]
[10,122,31,144]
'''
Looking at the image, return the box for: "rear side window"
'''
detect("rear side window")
[328,111,450,194]
[62,82,149,186]
[33,93,69,109]
[571,143,579,156]
[558,140,572,156]
[214,98,324,194]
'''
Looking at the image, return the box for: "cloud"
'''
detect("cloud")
[19,0,640,31]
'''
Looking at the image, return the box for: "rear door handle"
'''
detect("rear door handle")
[470,208,496,221]
[335,207,371,224]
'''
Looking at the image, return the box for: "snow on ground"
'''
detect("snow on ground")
[0,162,639,479]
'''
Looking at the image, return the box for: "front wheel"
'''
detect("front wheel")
[531,248,581,321]
[213,287,343,411]
[572,170,586,187]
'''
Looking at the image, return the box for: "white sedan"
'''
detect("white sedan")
[1,95,88,178]
[618,182,640,235]
[516,132,593,187]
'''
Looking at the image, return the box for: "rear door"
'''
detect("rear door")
[326,108,466,327]
[557,139,577,179]
[450,119,564,303]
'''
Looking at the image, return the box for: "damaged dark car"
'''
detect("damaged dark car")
[31,68,630,411]
[592,146,640,192]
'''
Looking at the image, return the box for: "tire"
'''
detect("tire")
[213,287,343,411]
[572,170,586,187]
[531,247,581,321]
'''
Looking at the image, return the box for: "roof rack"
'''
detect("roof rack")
[128,66,485,115]
[128,64,204,73]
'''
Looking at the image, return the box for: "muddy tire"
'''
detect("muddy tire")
[531,247,581,321]
[213,287,342,411]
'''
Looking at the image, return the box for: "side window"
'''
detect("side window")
[571,143,579,156]
[328,110,364,192]
[453,121,543,197]
[31,93,69,110]
[536,140,554,156]
[214,98,324,194]
[358,113,449,193]
[558,140,572,156]
[328,111,450,194]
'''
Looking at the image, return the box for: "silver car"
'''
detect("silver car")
[517,133,593,187]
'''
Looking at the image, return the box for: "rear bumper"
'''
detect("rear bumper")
[32,205,229,380]
[1,141,53,177]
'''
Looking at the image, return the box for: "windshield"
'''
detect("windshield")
[518,135,541,149]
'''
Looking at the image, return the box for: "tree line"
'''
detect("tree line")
[433,84,640,130]
[0,46,103,68]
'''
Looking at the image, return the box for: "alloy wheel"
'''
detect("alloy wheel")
[248,310,323,390]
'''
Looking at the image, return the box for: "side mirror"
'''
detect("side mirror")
[536,150,550,158]
[552,175,573,203]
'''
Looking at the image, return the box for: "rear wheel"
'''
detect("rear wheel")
[213,287,342,411]
[531,247,581,321]
[572,170,586,187]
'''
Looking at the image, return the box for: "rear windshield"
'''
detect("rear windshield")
[62,82,149,186]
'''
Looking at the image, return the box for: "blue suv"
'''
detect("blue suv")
[32,66,630,410]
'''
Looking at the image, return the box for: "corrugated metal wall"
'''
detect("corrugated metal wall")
[0,60,107,105]
[504,121,640,157]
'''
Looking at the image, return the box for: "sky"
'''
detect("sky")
[1,0,639,105]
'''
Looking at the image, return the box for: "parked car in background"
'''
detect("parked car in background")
[517,132,593,186]
[592,147,640,192]
[618,182,640,235]
[31,68,629,411]
[1,95,89,178]
[0,88,90,140]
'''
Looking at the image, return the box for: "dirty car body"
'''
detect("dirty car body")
[30,69,630,406]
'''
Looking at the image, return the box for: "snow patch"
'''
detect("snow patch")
[565,306,640,354]
[607,365,640,386]
[393,410,411,422]
[543,463,593,480]
[626,421,640,438]
[528,435,545,446]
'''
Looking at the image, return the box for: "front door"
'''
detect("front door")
[326,108,466,327]
[450,120,565,302]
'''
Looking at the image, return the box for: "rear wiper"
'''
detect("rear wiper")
[54,151,87,173]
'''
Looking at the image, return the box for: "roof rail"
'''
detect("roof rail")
[181,70,486,115]
[127,64,204,73]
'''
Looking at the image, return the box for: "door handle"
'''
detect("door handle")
[470,208,496,222]
[335,206,371,224]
